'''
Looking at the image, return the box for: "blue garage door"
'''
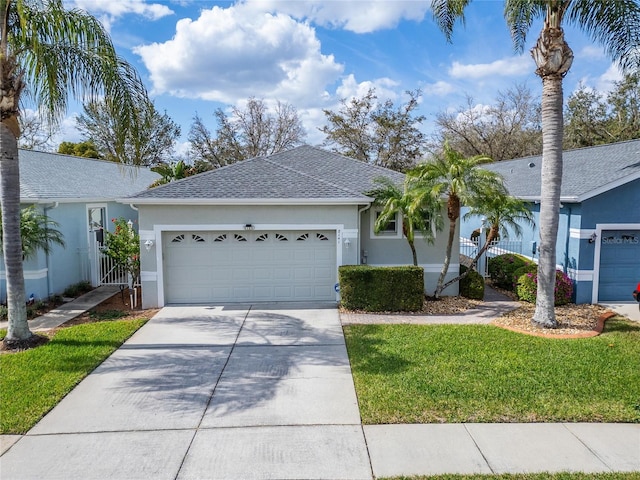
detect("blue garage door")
[598,230,640,302]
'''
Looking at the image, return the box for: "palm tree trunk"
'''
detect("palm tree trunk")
[435,216,456,298]
[530,15,572,328]
[532,74,562,328]
[0,122,30,340]
[408,239,418,267]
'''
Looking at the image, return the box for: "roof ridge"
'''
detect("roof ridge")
[262,155,369,198]
[303,144,405,177]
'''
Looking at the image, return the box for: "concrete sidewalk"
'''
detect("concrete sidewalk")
[0,285,121,332]
[1,303,638,479]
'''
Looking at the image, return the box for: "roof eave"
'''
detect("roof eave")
[118,197,373,206]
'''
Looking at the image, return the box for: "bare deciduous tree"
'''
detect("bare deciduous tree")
[189,98,306,169]
[432,84,542,161]
[320,88,427,172]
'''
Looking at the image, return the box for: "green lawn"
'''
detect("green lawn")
[344,319,640,424]
[385,474,640,480]
[0,319,146,434]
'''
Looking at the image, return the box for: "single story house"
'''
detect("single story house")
[461,139,640,304]
[125,145,459,309]
[0,150,159,303]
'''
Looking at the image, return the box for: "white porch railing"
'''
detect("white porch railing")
[460,237,525,277]
[88,241,129,287]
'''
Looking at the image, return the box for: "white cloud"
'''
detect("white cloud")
[335,74,400,101]
[596,63,623,92]
[69,0,173,21]
[245,0,429,33]
[424,80,455,96]
[578,45,605,60]
[449,56,531,79]
[135,4,344,106]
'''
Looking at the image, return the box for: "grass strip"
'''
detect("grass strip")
[384,473,640,480]
[344,319,640,424]
[0,319,146,434]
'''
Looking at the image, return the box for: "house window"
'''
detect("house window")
[375,211,398,234]
[171,234,185,243]
[192,234,205,243]
[234,234,247,242]
[275,233,288,242]
[256,233,269,242]
[214,234,227,242]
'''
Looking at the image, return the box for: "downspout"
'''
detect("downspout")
[44,202,59,297]
[563,205,571,274]
[358,204,371,264]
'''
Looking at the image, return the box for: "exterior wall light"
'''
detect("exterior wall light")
[244,224,255,230]
[144,239,154,251]
[588,232,597,244]
[344,238,351,248]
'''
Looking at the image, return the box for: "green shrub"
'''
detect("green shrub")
[512,264,538,289]
[459,265,484,300]
[62,281,92,298]
[488,254,533,290]
[339,265,424,312]
[0,305,7,321]
[516,269,574,305]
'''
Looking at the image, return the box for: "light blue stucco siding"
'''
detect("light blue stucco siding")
[361,206,459,296]
[0,201,140,303]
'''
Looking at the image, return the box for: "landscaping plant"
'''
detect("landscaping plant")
[517,269,574,306]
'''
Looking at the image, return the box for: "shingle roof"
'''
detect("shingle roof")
[128,145,404,204]
[18,149,160,202]
[485,139,640,202]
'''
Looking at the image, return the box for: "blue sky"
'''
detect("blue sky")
[56,0,622,156]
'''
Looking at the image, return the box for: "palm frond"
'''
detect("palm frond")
[566,0,640,72]
[10,0,148,127]
[431,0,472,41]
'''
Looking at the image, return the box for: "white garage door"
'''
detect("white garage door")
[163,230,337,303]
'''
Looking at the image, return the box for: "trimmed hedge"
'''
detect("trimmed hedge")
[339,265,424,312]
[459,265,484,300]
[488,254,534,290]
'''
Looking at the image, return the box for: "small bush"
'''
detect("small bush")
[459,265,484,300]
[339,265,424,312]
[488,254,533,290]
[0,305,7,321]
[516,269,574,306]
[512,264,538,289]
[89,309,127,321]
[62,281,92,298]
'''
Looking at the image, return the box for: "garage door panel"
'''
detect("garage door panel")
[163,230,336,304]
[598,230,640,302]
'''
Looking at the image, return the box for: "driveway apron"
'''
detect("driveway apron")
[0,305,372,480]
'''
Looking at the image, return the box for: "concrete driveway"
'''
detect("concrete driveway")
[1,304,372,480]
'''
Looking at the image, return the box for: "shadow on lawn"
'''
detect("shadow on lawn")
[344,325,410,375]
[603,318,640,334]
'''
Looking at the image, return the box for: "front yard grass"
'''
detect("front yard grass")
[344,318,640,424]
[0,319,146,434]
[384,473,640,480]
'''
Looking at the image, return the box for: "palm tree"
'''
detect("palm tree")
[0,206,65,260]
[410,143,502,297]
[150,160,191,188]
[430,1,640,326]
[367,177,444,267]
[1,0,147,344]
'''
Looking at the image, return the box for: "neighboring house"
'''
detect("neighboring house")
[461,139,640,304]
[0,150,159,303]
[125,145,459,309]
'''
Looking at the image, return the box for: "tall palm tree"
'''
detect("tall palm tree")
[1,0,147,344]
[0,206,65,260]
[410,143,501,297]
[367,177,444,267]
[430,1,640,327]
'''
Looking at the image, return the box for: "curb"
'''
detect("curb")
[491,311,617,339]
